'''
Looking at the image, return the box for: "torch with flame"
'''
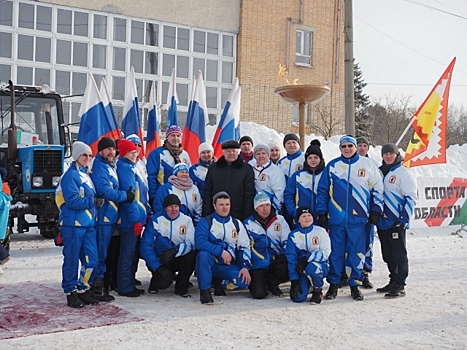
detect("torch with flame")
[277,64,300,85]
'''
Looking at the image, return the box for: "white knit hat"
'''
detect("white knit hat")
[72,141,92,161]
[198,142,214,155]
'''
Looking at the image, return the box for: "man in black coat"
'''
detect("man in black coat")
[202,140,255,221]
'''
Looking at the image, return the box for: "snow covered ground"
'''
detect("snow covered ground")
[1,123,467,349]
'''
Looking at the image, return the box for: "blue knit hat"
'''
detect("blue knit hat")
[126,134,142,146]
[254,192,271,209]
[339,135,357,147]
[173,163,189,175]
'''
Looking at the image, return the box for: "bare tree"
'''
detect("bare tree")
[447,104,467,146]
[308,102,344,140]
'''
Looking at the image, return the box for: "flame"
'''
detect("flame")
[277,64,300,85]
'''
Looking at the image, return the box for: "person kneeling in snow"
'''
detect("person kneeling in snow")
[243,193,290,298]
[286,206,331,304]
[195,191,251,305]
[140,194,196,297]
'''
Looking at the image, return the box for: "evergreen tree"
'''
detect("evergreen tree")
[354,62,371,140]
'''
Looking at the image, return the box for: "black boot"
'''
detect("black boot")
[92,278,115,302]
[67,291,84,308]
[77,290,100,305]
[200,289,214,305]
[324,284,339,300]
[339,276,349,288]
[384,284,406,299]
[377,281,396,293]
[212,277,226,296]
[362,274,373,289]
[310,288,323,304]
[350,286,364,301]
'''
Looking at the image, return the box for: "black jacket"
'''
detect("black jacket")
[202,155,255,221]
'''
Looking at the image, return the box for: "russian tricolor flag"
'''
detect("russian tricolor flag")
[182,71,207,164]
[77,74,120,155]
[121,67,145,160]
[167,68,179,127]
[212,78,241,159]
[99,78,120,139]
[146,80,161,156]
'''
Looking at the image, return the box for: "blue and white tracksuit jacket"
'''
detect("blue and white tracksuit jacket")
[154,182,202,225]
[55,163,98,293]
[116,156,150,294]
[243,214,290,270]
[285,224,331,302]
[277,150,305,182]
[140,211,195,272]
[195,212,251,290]
[0,185,12,240]
[284,168,323,226]
[189,161,210,198]
[147,146,191,203]
[90,154,128,279]
[316,154,384,286]
[377,162,418,231]
[252,161,286,212]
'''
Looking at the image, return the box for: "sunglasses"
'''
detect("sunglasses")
[340,144,354,149]
[81,153,93,158]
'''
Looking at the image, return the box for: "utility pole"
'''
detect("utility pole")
[344,0,355,135]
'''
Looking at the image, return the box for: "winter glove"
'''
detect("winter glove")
[159,248,176,264]
[367,211,381,225]
[126,186,135,202]
[317,214,328,228]
[289,280,302,301]
[156,266,173,282]
[392,221,406,230]
[295,256,308,275]
[133,222,143,236]
[54,232,63,247]
[94,196,105,207]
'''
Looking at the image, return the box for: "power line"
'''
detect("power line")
[405,0,467,20]
[354,15,467,75]
[430,0,467,17]
[367,82,467,87]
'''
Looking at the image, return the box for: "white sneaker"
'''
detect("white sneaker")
[0,266,4,275]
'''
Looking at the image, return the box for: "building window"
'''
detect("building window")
[295,30,312,66]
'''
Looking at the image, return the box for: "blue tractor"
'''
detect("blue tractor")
[0,81,71,250]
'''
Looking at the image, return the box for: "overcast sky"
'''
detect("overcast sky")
[353,0,467,108]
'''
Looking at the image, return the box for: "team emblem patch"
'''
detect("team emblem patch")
[389,175,396,184]
[274,223,280,231]
[296,164,303,171]
[312,236,320,245]
[357,168,366,177]
[259,174,267,181]
[232,229,237,239]
[179,225,187,235]
[192,193,198,202]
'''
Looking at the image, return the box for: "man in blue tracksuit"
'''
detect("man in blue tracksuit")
[317,135,383,301]
[90,137,134,301]
[195,191,251,304]
[140,194,196,297]
[243,193,290,299]
[55,141,100,308]
[116,139,150,298]
[286,206,331,304]
[376,143,418,299]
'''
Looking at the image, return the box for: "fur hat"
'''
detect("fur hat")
[213,191,230,204]
[254,192,271,209]
[339,135,357,147]
[166,125,182,138]
[198,142,214,155]
[221,140,240,149]
[381,143,400,156]
[253,143,270,156]
[126,134,142,146]
[283,133,300,147]
[296,206,313,221]
[98,137,116,152]
[72,141,92,161]
[173,163,190,175]
[239,135,254,146]
[356,136,369,146]
[163,194,181,208]
[305,139,323,160]
[117,139,138,157]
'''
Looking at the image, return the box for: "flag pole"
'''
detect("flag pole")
[395,114,416,146]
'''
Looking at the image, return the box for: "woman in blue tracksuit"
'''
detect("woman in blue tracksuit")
[116,139,150,297]
[189,142,216,198]
[284,140,325,228]
[286,206,331,304]
[55,141,100,308]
